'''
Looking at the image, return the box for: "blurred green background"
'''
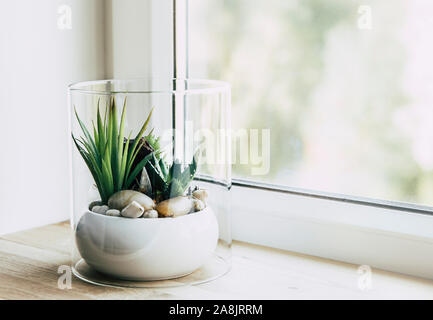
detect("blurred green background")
[190,0,433,207]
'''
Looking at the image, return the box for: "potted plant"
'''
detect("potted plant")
[72,98,219,281]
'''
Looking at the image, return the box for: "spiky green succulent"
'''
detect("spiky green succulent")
[146,153,198,201]
[72,98,154,204]
[127,131,198,201]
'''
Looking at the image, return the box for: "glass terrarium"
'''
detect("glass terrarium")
[69,78,231,287]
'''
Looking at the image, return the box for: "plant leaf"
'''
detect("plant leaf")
[125,153,153,189]
[116,98,127,190]
[74,106,98,158]
[119,133,131,189]
[128,108,154,164]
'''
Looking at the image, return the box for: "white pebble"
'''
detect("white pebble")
[91,205,102,213]
[99,205,109,214]
[91,205,109,214]
[121,201,145,218]
[142,210,159,219]
[105,209,121,217]
[92,205,110,214]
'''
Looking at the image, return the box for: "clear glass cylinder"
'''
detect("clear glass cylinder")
[68,78,231,287]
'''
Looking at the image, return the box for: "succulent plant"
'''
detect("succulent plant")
[124,130,197,202]
[146,154,198,201]
[72,98,154,204]
[127,132,198,201]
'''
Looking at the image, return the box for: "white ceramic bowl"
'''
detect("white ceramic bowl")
[75,207,219,281]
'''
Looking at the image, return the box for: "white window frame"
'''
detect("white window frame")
[231,178,433,279]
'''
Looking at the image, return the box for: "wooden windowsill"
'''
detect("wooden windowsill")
[0,222,432,299]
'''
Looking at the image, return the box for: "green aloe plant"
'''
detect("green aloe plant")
[72,98,154,204]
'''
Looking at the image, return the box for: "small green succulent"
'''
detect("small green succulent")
[146,152,198,201]
[72,98,154,204]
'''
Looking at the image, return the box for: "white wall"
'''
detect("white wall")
[106,0,173,79]
[0,0,106,234]
[0,0,177,235]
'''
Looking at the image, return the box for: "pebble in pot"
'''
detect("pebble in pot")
[121,201,145,218]
[108,190,155,211]
[142,209,158,219]
[89,201,102,210]
[105,209,121,217]
[192,189,209,204]
[92,205,109,215]
[156,196,194,217]
[193,199,206,212]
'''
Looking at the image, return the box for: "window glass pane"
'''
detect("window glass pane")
[190,0,433,206]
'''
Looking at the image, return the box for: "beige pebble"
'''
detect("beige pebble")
[142,210,158,219]
[192,189,209,203]
[108,190,155,211]
[193,199,206,212]
[106,209,121,217]
[156,196,194,217]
